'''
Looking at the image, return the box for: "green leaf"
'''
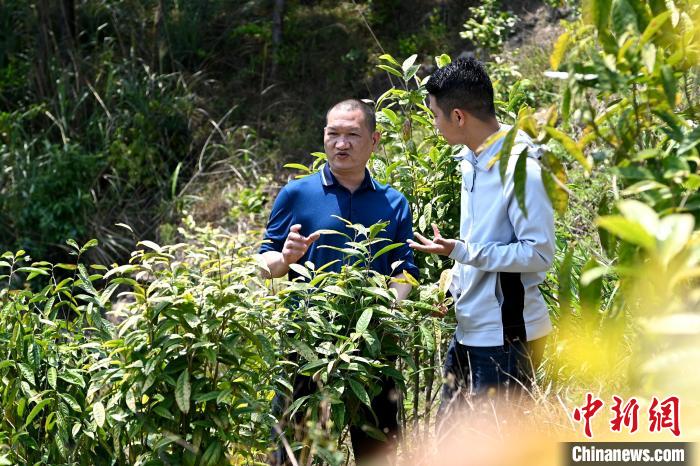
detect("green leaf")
[288,263,311,280]
[125,388,137,412]
[16,267,49,277]
[496,125,519,184]
[287,395,311,419]
[660,65,677,107]
[596,216,656,250]
[291,340,318,362]
[401,54,417,73]
[561,86,572,123]
[372,243,403,260]
[363,286,394,302]
[80,239,99,253]
[381,107,400,126]
[359,424,388,442]
[17,363,35,385]
[193,391,221,403]
[657,214,694,266]
[138,240,162,252]
[419,323,436,353]
[579,258,603,313]
[355,309,373,334]
[170,161,183,198]
[403,64,420,81]
[541,152,569,215]
[348,379,371,407]
[59,393,82,413]
[377,65,403,79]
[611,0,640,38]
[513,149,528,218]
[621,180,669,195]
[47,367,57,390]
[617,199,659,233]
[378,54,400,67]
[78,264,98,295]
[435,53,451,68]
[324,285,352,298]
[299,358,329,374]
[58,370,85,388]
[558,246,575,316]
[92,401,106,427]
[201,441,223,466]
[152,405,175,420]
[25,398,53,426]
[583,0,612,35]
[103,264,139,281]
[175,371,191,414]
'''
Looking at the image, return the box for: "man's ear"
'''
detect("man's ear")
[452,108,468,127]
[371,131,380,150]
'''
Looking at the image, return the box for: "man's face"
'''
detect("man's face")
[324,108,379,175]
[429,95,461,145]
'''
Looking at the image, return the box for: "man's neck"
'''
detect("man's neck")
[331,167,365,193]
[465,118,501,155]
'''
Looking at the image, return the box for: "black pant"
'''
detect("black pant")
[435,336,540,435]
[271,372,399,465]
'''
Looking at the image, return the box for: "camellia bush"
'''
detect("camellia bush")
[0,218,446,465]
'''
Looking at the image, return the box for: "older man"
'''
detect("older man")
[260,99,418,464]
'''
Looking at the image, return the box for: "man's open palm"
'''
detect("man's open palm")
[407,223,457,257]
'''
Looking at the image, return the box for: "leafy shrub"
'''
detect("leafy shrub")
[0,242,111,464]
[460,0,518,57]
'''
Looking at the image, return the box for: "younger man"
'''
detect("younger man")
[408,58,555,422]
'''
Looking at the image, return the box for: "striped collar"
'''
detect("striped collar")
[320,163,377,191]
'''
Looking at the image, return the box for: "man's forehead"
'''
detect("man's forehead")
[325,112,365,129]
[325,121,363,130]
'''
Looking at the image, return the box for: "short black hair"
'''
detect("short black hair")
[326,99,376,133]
[425,57,495,121]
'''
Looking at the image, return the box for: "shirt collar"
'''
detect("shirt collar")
[321,163,377,191]
[451,124,511,172]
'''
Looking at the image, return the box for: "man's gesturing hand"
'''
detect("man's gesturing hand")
[407,223,457,257]
[282,224,321,265]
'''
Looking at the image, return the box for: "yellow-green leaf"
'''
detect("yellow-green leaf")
[283,163,311,173]
[596,216,656,250]
[640,10,671,45]
[550,31,571,70]
[544,127,592,172]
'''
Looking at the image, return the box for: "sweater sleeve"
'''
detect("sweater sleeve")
[448,153,555,272]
